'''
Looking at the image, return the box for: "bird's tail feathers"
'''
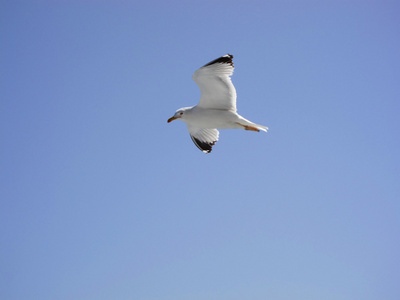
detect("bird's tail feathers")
[238,117,269,132]
[254,124,269,132]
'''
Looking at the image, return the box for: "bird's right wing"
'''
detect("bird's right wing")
[192,54,237,112]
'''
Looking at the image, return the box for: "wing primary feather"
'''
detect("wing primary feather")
[190,135,215,153]
[203,54,234,68]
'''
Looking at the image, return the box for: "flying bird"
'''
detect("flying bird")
[168,54,268,153]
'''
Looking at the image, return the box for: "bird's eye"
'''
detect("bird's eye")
[179,112,183,115]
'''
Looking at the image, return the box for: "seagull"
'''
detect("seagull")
[168,54,268,153]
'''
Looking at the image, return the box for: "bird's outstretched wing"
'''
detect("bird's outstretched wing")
[187,126,219,153]
[192,54,237,112]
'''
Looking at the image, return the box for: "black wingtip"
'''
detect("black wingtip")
[190,135,216,153]
[203,54,234,68]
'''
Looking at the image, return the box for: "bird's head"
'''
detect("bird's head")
[167,107,191,123]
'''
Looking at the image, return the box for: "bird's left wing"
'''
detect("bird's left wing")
[187,126,219,153]
[192,54,237,112]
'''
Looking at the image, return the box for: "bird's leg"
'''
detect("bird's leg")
[244,125,260,132]
[236,122,260,132]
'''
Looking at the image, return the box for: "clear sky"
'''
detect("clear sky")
[1,1,399,299]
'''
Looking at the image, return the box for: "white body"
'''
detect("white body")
[183,107,255,129]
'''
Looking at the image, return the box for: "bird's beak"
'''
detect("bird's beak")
[167,116,178,123]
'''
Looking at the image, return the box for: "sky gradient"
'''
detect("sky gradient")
[1,1,400,299]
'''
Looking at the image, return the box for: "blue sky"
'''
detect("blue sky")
[1,1,399,299]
